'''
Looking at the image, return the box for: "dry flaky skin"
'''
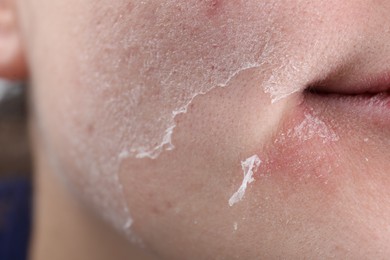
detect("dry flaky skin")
[53,1,288,233]
[23,0,390,258]
[27,0,357,232]
[62,0,339,232]
[81,1,278,160]
[68,0,319,234]
[76,0,347,161]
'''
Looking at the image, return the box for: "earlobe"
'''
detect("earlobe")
[0,0,28,80]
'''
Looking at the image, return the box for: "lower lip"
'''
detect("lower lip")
[304,91,390,125]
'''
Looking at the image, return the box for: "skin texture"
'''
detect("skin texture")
[1,0,390,259]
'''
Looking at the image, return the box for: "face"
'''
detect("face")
[17,0,390,258]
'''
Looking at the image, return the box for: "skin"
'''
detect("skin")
[1,0,390,259]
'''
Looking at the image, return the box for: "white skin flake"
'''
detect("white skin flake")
[229,155,262,207]
[234,222,238,231]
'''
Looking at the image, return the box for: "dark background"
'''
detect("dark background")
[0,81,31,176]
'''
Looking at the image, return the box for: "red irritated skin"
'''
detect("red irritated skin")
[256,64,390,192]
[261,68,390,195]
[257,89,389,195]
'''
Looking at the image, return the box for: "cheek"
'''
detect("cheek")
[28,0,390,252]
[75,0,331,160]
[72,0,364,162]
[77,1,277,158]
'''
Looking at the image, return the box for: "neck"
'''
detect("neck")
[29,127,153,260]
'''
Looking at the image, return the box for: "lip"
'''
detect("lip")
[307,91,390,110]
[304,90,390,130]
[310,70,390,95]
[305,68,390,127]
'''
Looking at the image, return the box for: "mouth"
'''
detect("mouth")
[308,70,390,95]
[304,71,390,127]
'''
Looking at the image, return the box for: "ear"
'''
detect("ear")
[0,0,27,80]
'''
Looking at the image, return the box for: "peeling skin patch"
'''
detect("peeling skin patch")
[66,0,340,241]
[130,64,266,159]
[229,155,261,207]
[263,60,308,103]
[81,1,293,160]
[288,113,339,143]
[274,112,340,148]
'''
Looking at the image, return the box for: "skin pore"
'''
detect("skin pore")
[1,0,390,259]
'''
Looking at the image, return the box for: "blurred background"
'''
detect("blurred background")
[0,79,31,176]
[0,80,32,260]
